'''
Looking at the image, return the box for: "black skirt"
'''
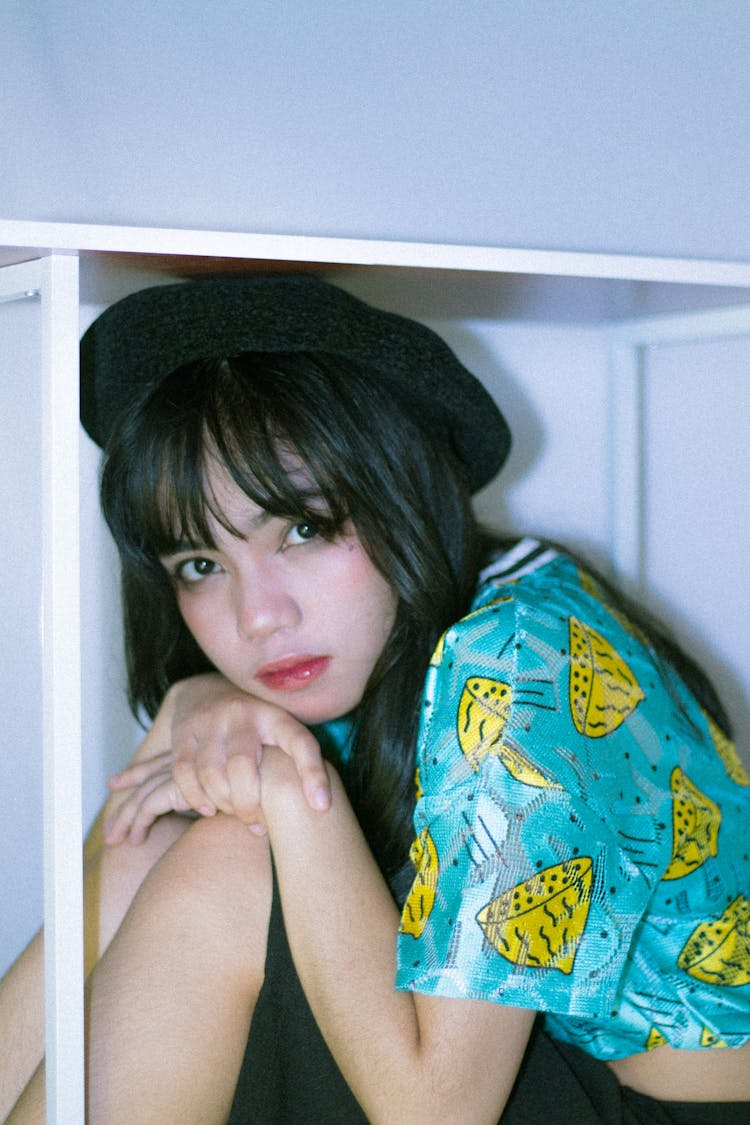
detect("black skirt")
[228,870,750,1124]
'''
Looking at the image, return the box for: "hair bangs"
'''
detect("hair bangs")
[203,372,350,541]
[105,354,358,569]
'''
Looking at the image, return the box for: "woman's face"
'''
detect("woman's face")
[159,463,398,725]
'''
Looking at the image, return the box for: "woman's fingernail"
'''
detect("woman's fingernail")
[312,787,331,810]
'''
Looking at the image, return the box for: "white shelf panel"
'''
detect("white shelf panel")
[3,218,750,287]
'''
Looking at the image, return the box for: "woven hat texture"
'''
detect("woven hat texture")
[80,275,510,492]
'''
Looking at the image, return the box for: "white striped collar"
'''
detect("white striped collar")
[478,537,559,586]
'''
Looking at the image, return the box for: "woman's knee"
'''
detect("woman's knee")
[135,814,273,971]
[167,812,272,887]
[84,813,192,973]
[88,811,190,882]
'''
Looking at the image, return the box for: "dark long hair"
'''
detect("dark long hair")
[101,352,481,899]
[100,349,732,902]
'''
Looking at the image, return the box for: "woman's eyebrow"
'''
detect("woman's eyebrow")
[160,510,277,559]
[159,541,211,560]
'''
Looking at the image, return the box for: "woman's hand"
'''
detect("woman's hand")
[105,674,330,844]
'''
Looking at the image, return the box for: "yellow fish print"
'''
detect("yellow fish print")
[703,710,750,788]
[568,617,645,737]
[399,828,439,938]
[476,857,593,974]
[429,631,447,667]
[700,1027,728,1048]
[645,1027,667,1051]
[663,768,721,881]
[457,677,558,787]
[678,895,750,987]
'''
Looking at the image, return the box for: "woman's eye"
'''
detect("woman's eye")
[175,557,218,584]
[286,521,318,546]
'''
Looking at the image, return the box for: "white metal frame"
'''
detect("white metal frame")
[0,254,84,1123]
[40,254,84,1124]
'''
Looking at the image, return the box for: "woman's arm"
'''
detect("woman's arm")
[261,747,535,1125]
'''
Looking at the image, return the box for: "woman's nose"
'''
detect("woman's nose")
[233,572,301,640]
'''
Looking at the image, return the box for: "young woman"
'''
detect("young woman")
[4,276,750,1123]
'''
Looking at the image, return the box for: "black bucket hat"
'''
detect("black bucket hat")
[79,275,511,492]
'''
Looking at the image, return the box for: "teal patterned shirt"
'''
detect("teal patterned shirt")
[394,539,750,1060]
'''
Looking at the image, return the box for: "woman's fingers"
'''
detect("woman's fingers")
[225,751,264,828]
[108,751,172,790]
[125,780,197,845]
[282,726,332,811]
[173,734,237,816]
[104,768,200,845]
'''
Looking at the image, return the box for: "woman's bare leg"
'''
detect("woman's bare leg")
[0,930,44,1122]
[85,814,271,1125]
[1,812,190,1122]
[82,809,192,978]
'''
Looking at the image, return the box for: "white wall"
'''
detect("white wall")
[0,295,44,971]
[642,335,750,755]
[2,1,750,260]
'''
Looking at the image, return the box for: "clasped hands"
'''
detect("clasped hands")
[104,673,331,845]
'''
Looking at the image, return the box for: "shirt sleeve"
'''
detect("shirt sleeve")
[395,586,660,1019]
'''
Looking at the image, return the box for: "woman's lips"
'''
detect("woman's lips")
[255,655,331,692]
